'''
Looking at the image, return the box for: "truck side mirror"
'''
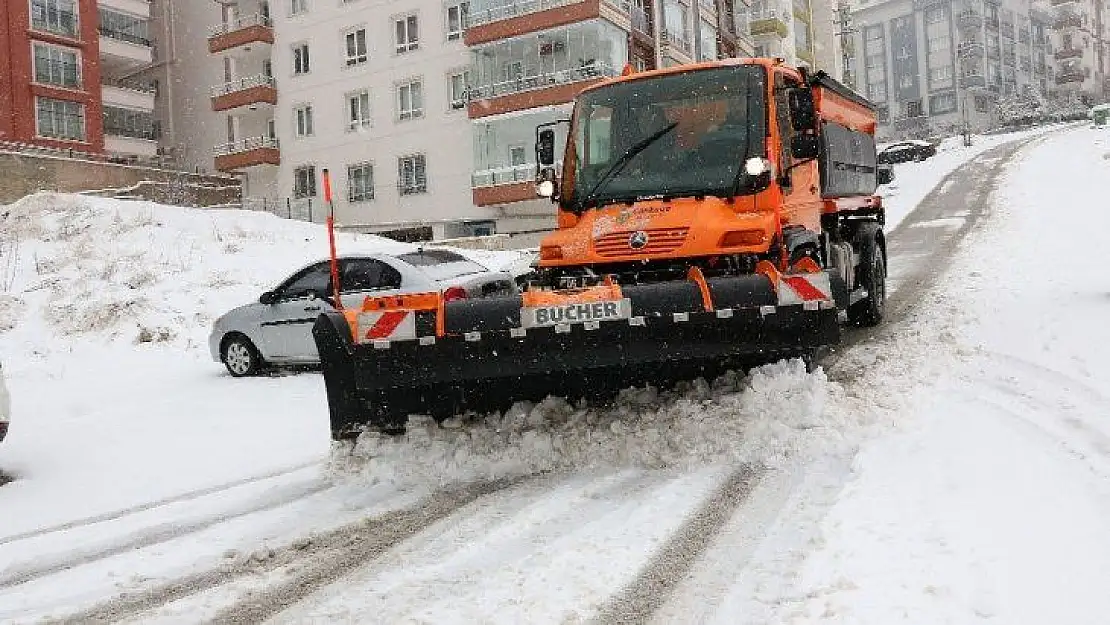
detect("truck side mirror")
[790,133,820,160]
[788,88,817,131]
[877,166,895,186]
[537,129,556,166]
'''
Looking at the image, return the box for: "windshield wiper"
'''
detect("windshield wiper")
[575,121,678,213]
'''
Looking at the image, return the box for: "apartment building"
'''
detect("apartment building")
[464,0,759,224]
[750,0,837,73]
[0,0,158,159]
[850,0,1054,138]
[1036,0,1108,102]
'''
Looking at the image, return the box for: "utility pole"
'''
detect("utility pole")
[833,1,857,88]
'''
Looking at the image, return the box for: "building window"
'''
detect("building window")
[294,165,317,198]
[103,106,155,139]
[31,0,78,38]
[904,99,924,117]
[32,43,80,88]
[345,28,368,65]
[294,104,314,137]
[448,70,469,109]
[398,154,427,195]
[397,79,423,120]
[347,90,371,129]
[446,2,469,40]
[293,43,310,74]
[508,144,527,167]
[290,0,308,15]
[348,163,375,202]
[395,14,419,53]
[35,97,85,141]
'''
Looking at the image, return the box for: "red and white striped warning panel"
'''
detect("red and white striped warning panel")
[776,272,834,306]
[356,310,417,343]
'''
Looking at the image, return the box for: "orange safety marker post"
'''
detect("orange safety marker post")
[322,168,343,312]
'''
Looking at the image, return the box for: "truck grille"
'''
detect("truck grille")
[593,227,689,257]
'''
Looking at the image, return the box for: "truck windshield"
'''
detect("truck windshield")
[567,64,767,210]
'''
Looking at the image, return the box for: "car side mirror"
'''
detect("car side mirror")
[788,88,818,131]
[790,133,820,160]
[877,166,895,186]
[536,129,556,166]
[259,291,276,305]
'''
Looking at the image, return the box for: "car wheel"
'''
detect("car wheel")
[221,334,264,377]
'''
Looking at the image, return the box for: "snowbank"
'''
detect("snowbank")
[0,192,531,353]
[761,124,1110,624]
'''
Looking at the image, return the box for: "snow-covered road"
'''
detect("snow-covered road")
[2,122,1107,624]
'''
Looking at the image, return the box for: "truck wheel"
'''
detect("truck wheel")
[847,227,885,327]
[221,334,264,377]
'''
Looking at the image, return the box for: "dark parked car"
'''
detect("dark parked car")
[877,139,938,164]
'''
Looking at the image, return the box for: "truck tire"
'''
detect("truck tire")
[847,224,885,327]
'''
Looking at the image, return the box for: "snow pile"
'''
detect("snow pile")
[760,126,1110,624]
[0,192,530,353]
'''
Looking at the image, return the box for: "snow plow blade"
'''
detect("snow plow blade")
[313,271,841,439]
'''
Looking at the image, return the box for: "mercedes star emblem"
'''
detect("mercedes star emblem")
[628,230,649,250]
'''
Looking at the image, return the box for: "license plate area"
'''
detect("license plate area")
[521,298,632,329]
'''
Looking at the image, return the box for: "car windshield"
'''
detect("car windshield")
[396,249,488,281]
[566,64,767,209]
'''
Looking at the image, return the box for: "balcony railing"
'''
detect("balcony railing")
[1056,68,1087,83]
[1049,0,1079,6]
[1054,47,1083,60]
[99,28,151,47]
[209,13,272,38]
[468,0,582,28]
[1053,15,1083,29]
[468,62,616,100]
[104,124,157,140]
[958,10,983,27]
[472,162,560,187]
[957,41,985,57]
[210,74,275,97]
[662,29,692,53]
[214,136,279,157]
[960,75,987,88]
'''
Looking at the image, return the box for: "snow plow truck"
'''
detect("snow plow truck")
[313,58,893,439]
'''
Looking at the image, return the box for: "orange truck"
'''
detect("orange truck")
[313,58,892,438]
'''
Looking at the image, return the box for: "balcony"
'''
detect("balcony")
[101,84,155,111]
[469,0,582,27]
[466,0,609,45]
[97,0,150,19]
[214,137,280,172]
[661,29,693,55]
[1054,47,1083,60]
[210,74,277,112]
[99,29,153,70]
[1049,0,1079,6]
[208,13,274,54]
[958,10,983,27]
[751,11,789,38]
[960,75,987,88]
[1055,67,1088,84]
[1053,15,1083,29]
[468,18,625,117]
[957,41,985,57]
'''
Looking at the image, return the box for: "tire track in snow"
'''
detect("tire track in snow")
[585,466,761,625]
[0,460,321,546]
[39,475,530,625]
[0,476,332,591]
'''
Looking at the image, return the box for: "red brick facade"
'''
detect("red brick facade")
[0,0,104,152]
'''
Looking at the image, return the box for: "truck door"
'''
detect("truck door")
[773,71,822,233]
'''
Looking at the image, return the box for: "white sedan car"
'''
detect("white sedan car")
[209,250,518,376]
